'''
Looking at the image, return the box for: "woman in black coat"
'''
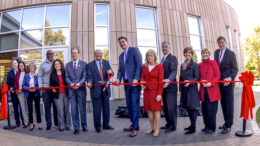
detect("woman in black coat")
[50,59,71,131]
[179,47,200,135]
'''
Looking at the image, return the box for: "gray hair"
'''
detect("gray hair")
[72,46,80,53]
[162,41,171,46]
[28,61,37,71]
[94,49,104,54]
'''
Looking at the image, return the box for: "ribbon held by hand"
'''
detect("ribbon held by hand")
[0,84,8,120]
[239,71,255,120]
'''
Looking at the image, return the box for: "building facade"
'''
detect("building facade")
[0,0,243,100]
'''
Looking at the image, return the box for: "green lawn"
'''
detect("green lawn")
[256,107,260,128]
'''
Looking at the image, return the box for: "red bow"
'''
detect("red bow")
[239,71,255,120]
[0,84,8,120]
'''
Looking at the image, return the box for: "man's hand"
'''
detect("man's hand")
[10,87,15,93]
[74,83,80,90]
[224,77,231,86]
[87,83,92,88]
[52,89,57,93]
[140,81,146,89]
[29,88,35,92]
[40,89,45,93]
[115,79,120,86]
[132,79,138,87]
[184,80,190,87]
[107,69,113,75]
[163,79,170,88]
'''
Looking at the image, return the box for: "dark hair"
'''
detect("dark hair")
[11,58,18,63]
[183,47,194,56]
[217,36,226,42]
[18,61,27,72]
[118,36,128,42]
[72,46,80,53]
[52,59,65,73]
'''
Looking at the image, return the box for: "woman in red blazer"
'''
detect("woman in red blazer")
[199,48,221,134]
[141,49,164,137]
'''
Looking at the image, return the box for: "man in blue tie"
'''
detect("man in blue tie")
[115,36,142,137]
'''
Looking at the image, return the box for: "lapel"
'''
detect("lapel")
[220,49,228,66]
[93,61,101,79]
[125,47,131,64]
[216,49,220,64]
[162,53,171,67]
[102,60,106,78]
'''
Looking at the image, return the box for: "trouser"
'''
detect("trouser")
[92,93,110,130]
[17,92,28,125]
[219,83,234,128]
[43,89,58,127]
[10,92,24,126]
[202,88,218,131]
[124,80,141,130]
[54,93,71,129]
[27,92,41,124]
[70,92,87,130]
[162,90,177,130]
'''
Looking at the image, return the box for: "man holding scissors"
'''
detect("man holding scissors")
[87,49,114,133]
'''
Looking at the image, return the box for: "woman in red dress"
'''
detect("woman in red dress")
[199,48,221,134]
[141,49,164,137]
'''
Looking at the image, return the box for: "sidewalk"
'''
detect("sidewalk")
[0,87,260,146]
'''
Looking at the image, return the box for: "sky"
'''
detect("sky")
[223,0,260,40]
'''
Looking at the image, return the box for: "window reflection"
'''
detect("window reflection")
[188,17,200,35]
[95,5,108,26]
[0,51,18,84]
[226,26,233,50]
[95,27,108,46]
[0,32,19,51]
[20,30,43,48]
[136,8,155,29]
[22,7,44,30]
[20,49,42,68]
[137,29,157,47]
[45,5,70,27]
[1,10,21,32]
[44,28,69,46]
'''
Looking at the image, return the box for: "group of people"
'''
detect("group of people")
[6,35,238,137]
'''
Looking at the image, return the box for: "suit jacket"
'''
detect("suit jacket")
[22,73,40,97]
[179,59,200,109]
[65,60,87,98]
[7,69,16,90]
[214,48,238,80]
[199,59,221,102]
[87,60,112,99]
[117,47,142,83]
[50,71,68,99]
[162,53,178,92]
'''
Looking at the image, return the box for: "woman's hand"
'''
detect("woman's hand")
[184,80,190,87]
[156,95,162,102]
[141,81,146,89]
[52,89,57,93]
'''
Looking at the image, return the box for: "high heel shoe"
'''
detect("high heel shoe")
[145,129,154,134]
[29,124,35,131]
[153,129,160,137]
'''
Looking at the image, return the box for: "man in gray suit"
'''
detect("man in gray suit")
[65,47,87,135]
[87,49,114,133]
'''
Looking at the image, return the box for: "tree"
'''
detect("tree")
[245,26,260,79]
[44,21,66,46]
[103,48,109,61]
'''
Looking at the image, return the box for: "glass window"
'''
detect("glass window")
[1,10,22,32]
[44,28,69,46]
[187,16,204,62]
[95,4,109,61]
[235,30,240,66]
[226,26,233,50]
[0,51,18,84]
[20,30,43,48]
[19,49,42,68]
[135,7,158,62]
[22,7,44,30]
[0,32,19,51]
[45,5,71,27]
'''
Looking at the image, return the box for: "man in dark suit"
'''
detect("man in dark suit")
[65,46,87,135]
[87,49,114,133]
[160,41,178,133]
[214,36,238,134]
[115,36,142,137]
[7,59,24,127]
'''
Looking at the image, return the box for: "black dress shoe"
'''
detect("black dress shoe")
[65,127,70,131]
[201,127,207,132]
[160,125,169,130]
[103,126,114,130]
[38,127,43,130]
[219,124,226,129]
[221,128,231,134]
[59,128,64,131]
[204,129,215,134]
[184,126,192,130]
[46,126,51,130]
[185,129,195,135]
[74,130,79,135]
[164,128,175,133]
[96,128,102,133]
[16,124,20,128]
[82,128,88,132]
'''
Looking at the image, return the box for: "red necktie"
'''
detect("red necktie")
[74,62,77,75]
[99,62,104,81]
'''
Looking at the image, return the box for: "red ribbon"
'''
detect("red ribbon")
[239,71,255,120]
[0,84,8,120]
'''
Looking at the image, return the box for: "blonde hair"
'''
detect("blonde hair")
[145,49,159,66]
[201,48,211,56]
[28,61,37,72]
